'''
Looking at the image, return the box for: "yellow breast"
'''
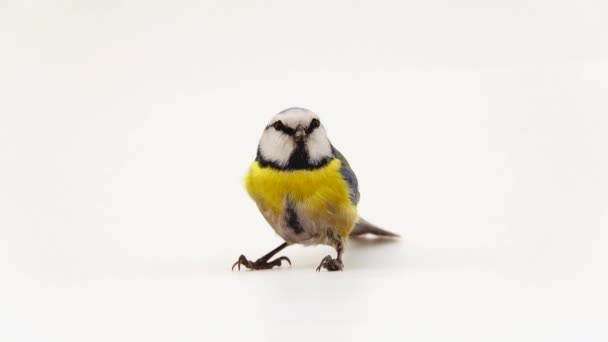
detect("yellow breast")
[244,159,357,238]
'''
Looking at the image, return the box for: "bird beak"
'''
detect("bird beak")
[294,125,306,142]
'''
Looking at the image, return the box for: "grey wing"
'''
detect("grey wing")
[331,145,360,205]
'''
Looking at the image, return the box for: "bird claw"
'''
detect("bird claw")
[231,254,291,271]
[316,255,343,272]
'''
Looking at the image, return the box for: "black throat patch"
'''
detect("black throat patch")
[286,142,312,170]
[256,145,332,171]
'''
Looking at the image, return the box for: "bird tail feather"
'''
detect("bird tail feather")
[349,217,399,238]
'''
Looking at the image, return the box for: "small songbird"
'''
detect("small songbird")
[232,107,398,272]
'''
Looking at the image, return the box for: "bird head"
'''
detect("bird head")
[256,107,333,170]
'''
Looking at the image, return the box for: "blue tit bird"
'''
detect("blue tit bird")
[232,107,398,272]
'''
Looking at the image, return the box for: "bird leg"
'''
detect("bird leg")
[232,242,291,271]
[316,241,344,272]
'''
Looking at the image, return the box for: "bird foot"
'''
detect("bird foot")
[231,254,291,271]
[316,255,343,272]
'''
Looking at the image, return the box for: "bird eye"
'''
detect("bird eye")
[273,120,284,130]
[309,118,320,130]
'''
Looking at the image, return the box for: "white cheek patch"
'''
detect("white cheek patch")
[258,129,295,167]
[306,127,333,163]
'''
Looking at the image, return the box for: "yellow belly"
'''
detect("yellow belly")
[244,159,358,239]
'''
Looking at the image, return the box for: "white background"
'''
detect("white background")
[1,0,607,341]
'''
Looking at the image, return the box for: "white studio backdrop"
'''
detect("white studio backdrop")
[1,1,607,341]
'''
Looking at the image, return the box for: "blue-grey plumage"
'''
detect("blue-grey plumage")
[331,145,360,205]
[332,145,399,237]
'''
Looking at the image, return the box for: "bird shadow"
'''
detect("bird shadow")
[348,235,402,249]
[338,235,404,270]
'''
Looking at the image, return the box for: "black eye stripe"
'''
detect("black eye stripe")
[306,118,320,134]
[266,119,320,136]
[266,120,296,135]
[278,126,295,135]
